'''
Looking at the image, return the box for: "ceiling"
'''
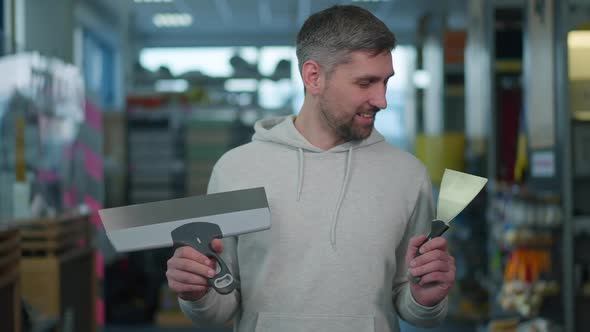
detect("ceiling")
[124,0,468,48]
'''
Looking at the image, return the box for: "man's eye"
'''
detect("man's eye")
[358,82,371,88]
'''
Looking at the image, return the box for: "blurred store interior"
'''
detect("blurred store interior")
[1,0,590,331]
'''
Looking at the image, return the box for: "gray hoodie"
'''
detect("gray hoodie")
[179,115,447,332]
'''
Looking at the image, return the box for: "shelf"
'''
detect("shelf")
[574,216,590,235]
[446,85,465,97]
[495,60,522,73]
[445,63,464,73]
[573,111,590,122]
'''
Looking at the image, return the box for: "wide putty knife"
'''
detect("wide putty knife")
[99,187,271,295]
[410,169,487,283]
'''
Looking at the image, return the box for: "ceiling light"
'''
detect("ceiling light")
[153,13,193,28]
[155,79,189,93]
[413,70,430,88]
[224,79,258,92]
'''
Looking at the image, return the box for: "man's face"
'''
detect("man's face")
[318,50,394,141]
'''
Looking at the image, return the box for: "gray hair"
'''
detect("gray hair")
[296,5,397,77]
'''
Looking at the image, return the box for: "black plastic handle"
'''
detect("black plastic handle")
[409,219,450,283]
[171,222,236,295]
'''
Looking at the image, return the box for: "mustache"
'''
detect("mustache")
[362,108,381,114]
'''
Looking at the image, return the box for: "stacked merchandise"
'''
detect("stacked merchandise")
[0,52,104,329]
[574,227,590,330]
[487,183,563,326]
[481,8,566,331]
[116,97,198,326]
[569,28,590,332]
[121,76,263,325]
[0,52,85,221]
[127,116,177,204]
[126,105,186,204]
[155,111,235,327]
[184,117,233,195]
[113,103,187,326]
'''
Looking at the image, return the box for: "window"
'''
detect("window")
[82,29,115,108]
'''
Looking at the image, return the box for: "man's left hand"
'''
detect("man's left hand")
[406,235,456,307]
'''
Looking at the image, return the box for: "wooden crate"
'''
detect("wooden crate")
[18,213,96,332]
[19,213,90,255]
[0,226,21,332]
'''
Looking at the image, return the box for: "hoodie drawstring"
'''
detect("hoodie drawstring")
[330,146,353,249]
[295,146,353,249]
[296,148,304,201]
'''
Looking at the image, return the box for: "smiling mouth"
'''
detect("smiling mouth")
[357,112,375,119]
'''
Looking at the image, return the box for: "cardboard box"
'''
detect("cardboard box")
[18,214,96,332]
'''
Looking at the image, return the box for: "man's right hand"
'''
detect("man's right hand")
[166,239,224,301]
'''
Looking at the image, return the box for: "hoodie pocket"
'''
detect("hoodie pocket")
[254,312,374,332]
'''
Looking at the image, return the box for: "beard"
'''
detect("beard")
[318,97,376,141]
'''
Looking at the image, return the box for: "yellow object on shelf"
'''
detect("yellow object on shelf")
[495,60,522,73]
[488,317,519,332]
[415,133,465,185]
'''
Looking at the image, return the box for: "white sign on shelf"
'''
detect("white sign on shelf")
[531,151,556,178]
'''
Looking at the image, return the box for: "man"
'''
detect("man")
[166,5,455,332]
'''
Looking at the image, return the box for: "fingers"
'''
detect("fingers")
[167,246,218,294]
[407,236,455,284]
[410,247,452,269]
[173,240,224,260]
[167,278,208,294]
[418,269,455,287]
[409,258,451,277]
[174,246,212,266]
[406,235,428,263]
[167,257,216,278]
[167,252,212,300]
[166,268,209,287]
[166,243,226,301]
[166,256,211,300]
[211,239,224,254]
[418,237,448,254]
[408,247,456,287]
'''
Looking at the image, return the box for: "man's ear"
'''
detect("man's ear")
[301,60,323,96]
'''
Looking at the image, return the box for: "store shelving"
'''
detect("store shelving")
[573,216,590,235]
[480,4,574,330]
[559,1,590,330]
[125,109,186,205]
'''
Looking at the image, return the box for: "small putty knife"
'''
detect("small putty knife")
[410,169,487,283]
[99,187,271,295]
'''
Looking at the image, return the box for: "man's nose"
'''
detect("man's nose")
[370,85,387,110]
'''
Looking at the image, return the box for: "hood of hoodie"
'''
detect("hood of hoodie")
[252,115,385,152]
[252,115,385,249]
